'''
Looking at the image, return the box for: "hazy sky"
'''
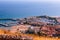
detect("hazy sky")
[0,0,60,2]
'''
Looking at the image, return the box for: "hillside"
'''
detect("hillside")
[0,15,60,40]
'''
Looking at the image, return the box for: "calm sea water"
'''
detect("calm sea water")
[0,2,60,18]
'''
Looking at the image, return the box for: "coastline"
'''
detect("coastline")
[0,16,60,40]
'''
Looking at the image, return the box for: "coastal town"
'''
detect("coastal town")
[0,15,60,40]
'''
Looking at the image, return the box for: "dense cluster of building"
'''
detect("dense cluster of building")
[10,16,60,37]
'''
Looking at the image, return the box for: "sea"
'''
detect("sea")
[0,1,60,18]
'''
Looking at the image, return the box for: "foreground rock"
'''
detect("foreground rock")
[0,29,33,40]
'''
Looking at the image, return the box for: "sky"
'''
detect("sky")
[0,0,60,2]
[0,0,60,3]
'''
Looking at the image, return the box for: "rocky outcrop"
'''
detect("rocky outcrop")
[0,35,33,40]
[0,29,33,40]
